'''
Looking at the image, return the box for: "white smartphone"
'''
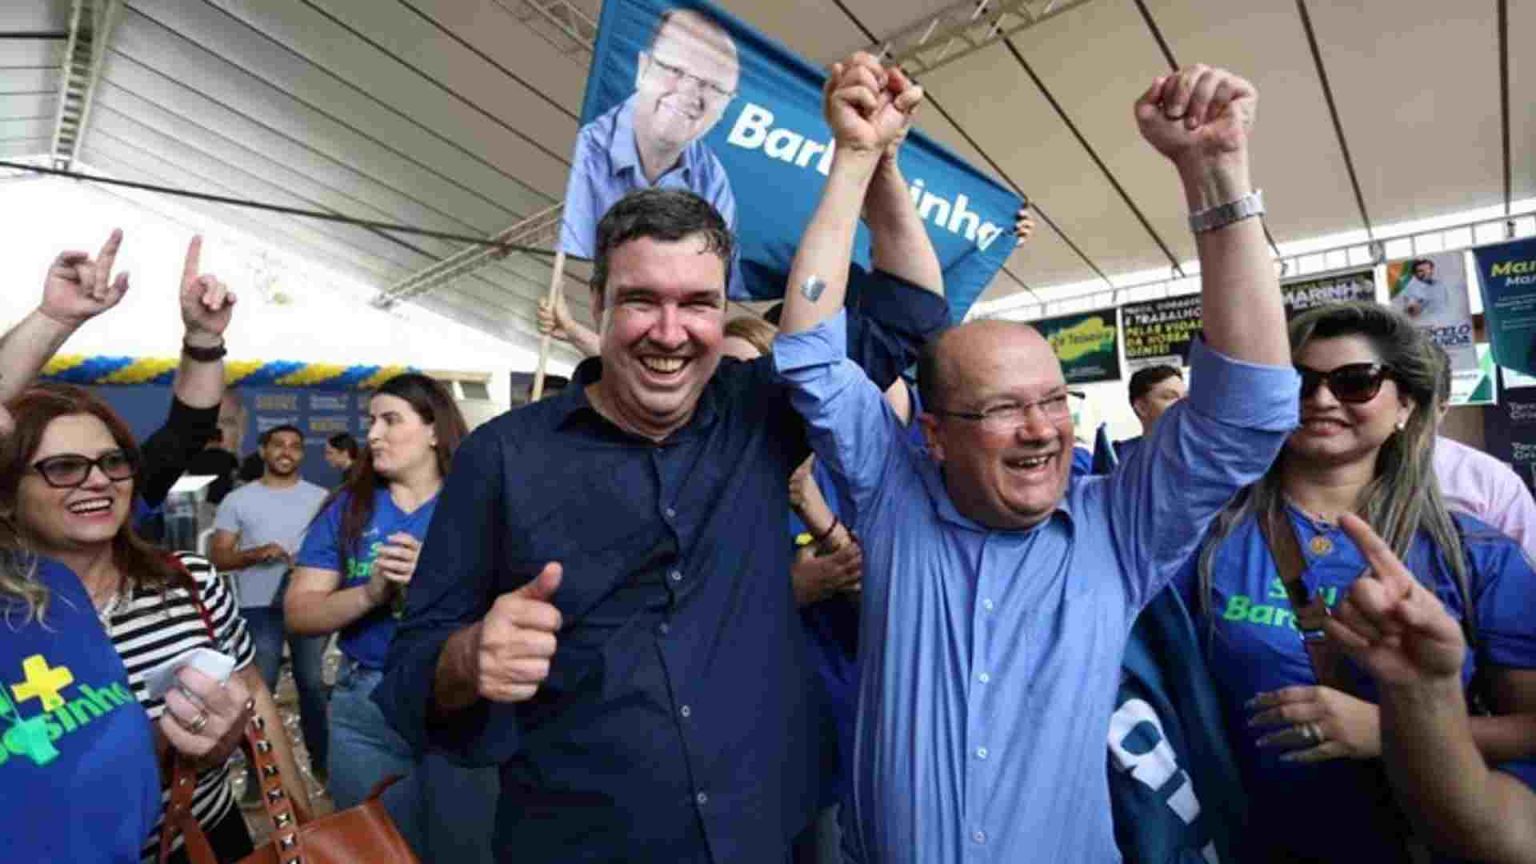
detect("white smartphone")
[144,647,236,701]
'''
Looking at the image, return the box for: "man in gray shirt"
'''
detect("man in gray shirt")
[211,423,330,779]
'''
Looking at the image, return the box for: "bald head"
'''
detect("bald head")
[918,320,1062,413]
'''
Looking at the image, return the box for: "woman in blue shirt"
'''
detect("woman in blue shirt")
[287,373,497,861]
[0,555,160,863]
[1182,301,1536,861]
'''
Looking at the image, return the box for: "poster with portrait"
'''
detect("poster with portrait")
[1281,268,1377,320]
[1119,294,1202,372]
[1386,251,1476,375]
[560,0,1019,319]
[1034,308,1121,384]
[1472,236,1536,378]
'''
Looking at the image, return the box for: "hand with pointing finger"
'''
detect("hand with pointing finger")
[38,228,131,328]
[178,235,236,346]
[1324,513,1466,686]
[475,563,563,703]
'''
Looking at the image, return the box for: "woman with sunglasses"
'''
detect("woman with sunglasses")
[286,373,498,861]
[2,235,313,862]
[1180,301,1536,861]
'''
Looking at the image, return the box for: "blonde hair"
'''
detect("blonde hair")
[723,316,777,357]
[1196,302,1466,617]
[0,532,46,626]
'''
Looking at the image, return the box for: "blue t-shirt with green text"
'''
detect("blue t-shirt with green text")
[1179,507,1536,862]
[296,488,439,669]
[2,558,159,862]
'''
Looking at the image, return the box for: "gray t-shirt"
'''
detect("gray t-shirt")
[213,479,329,608]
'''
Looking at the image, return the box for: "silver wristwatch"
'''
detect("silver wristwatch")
[1188,189,1265,234]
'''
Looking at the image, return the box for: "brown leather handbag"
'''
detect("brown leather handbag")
[156,718,418,864]
[156,560,419,864]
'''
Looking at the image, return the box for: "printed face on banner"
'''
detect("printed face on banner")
[634,12,740,154]
[1387,251,1470,330]
[562,0,1019,313]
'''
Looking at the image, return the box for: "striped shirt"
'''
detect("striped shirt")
[102,553,255,861]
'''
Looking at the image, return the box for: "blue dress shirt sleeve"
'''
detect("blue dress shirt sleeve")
[373,425,520,764]
[696,150,746,299]
[844,267,949,389]
[1106,337,1299,610]
[774,311,907,525]
[558,123,602,259]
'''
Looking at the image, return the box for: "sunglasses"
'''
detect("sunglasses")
[31,450,137,489]
[1295,362,1393,404]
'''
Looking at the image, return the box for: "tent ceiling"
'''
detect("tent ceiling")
[0,0,1528,352]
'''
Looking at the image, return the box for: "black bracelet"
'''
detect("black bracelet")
[810,515,841,545]
[182,339,227,362]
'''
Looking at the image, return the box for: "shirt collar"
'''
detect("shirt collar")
[608,94,695,183]
[917,458,1075,534]
[553,355,721,441]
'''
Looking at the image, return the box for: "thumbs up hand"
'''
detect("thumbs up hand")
[476,563,563,703]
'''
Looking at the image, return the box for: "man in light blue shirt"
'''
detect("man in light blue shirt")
[559,7,744,296]
[774,57,1300,861]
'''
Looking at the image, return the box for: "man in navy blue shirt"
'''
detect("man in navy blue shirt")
[375,74,941,863]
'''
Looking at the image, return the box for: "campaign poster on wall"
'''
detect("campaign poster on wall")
[1471,237,1536,378]
[1485,370,1536,495]
[1033,307,1121,384]
[95,385,355,489]
[1281,268,1377,320]
[1386,251,1476,374]
[559,0,1019,319]
[1120,294,1202,371]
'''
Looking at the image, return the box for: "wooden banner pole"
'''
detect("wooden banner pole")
[530,249,567,402]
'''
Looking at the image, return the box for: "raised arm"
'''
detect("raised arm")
[0,230,130,431]
[864,70,942,299]
[1106,67,1299,607]
[779,53,920,336]
[1135,65,1287,366]
[136,236,237,506]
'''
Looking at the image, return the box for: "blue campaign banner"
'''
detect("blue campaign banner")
[560,0,1019,320]
[1472,237,1536,378]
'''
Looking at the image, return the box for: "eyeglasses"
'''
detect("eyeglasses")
[1296,362,1393,404]
[933,390,1081,431]
[31,450,137,489]
[644,54,736,100]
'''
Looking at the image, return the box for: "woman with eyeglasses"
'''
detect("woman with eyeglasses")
[1,232,161,864]
[1179,301,1536,862]
[0,235,312,863]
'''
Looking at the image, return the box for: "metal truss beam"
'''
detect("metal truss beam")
[863,0,1096,78]
[373,203,564,309]
[496,0,597,59]
[49,0,121,171]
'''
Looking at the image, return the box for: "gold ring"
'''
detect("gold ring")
[187,711,209,734]
[1306,721,1325,744]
